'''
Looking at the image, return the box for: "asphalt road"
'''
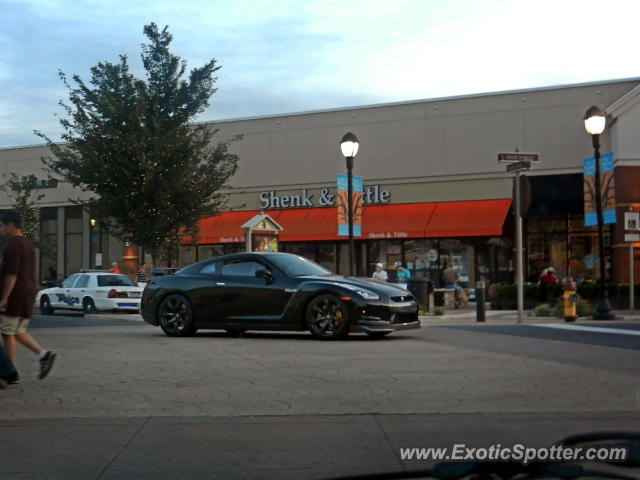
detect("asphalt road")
[1,313,638,479]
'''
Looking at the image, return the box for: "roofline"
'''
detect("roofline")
[196,76,640,125]
[3,77,640,149]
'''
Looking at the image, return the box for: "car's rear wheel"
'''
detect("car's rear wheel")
[82,298,97,315]
[40,296,54,315]
[305,294,350,340]
[158,294,197,337]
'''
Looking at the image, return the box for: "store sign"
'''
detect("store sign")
[258,184,390,209]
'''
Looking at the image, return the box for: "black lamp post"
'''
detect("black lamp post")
[584,105,614,320]
[340,132,359,276]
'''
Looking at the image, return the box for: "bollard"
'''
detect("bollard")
[476,281,486,322]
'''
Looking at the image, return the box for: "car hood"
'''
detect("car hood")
[299,275,413,297]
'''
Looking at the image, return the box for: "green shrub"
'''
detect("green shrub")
[498,283,517,299]
[532,303,554,316]
[577,283,598,299]
[576,299,595,316]
[433,307,444,316]
[554,300,564,318]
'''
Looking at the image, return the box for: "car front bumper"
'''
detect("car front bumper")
[350,300,420,333]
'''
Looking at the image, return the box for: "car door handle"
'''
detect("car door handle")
[216,282,226,286]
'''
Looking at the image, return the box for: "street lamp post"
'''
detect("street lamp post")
[584,105,614,320]
[340,132,359,276]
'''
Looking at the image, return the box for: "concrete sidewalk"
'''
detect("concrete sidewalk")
[2,411,638,479]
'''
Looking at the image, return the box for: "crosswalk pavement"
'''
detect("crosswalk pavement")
[532,323,640,336]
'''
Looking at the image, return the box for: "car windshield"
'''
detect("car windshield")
[265,253,333,277]
[97,274,135,287]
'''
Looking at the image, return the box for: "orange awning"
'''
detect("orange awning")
[273,208,339,241]
[425,199,512,238]
[191,199,511,244]
[196,211,259,244]
[361,203,436,240]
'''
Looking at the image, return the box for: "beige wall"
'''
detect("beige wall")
[1,79,638,211]
[212,80,637,189]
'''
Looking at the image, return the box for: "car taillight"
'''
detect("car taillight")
[108,289,119,298]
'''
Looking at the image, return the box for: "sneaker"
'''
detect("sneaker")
[3,372,19,384]
[38,351,56,380]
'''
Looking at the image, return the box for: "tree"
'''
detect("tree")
[0,173,44,248]
[36,23,239,263]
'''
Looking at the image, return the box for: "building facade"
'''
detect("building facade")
[2,78,640,288]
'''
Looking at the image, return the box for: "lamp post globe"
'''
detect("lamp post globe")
[340,132,359,276]
[584,105,614,320]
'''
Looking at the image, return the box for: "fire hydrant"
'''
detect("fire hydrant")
[562,278,578,322]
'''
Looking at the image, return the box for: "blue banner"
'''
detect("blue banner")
[337,174,363,236]
[583,152,616,227]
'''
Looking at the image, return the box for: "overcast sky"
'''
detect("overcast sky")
[1,0,638,148]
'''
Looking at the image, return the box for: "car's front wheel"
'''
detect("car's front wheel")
[305,294,350,340]
[82,298,97,315]
[40,296,54,315]
[157,294,197,337]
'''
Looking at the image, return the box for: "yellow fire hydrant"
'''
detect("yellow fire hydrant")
[562,278,578,322]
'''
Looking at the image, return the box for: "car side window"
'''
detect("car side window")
[62,274,80,288]
[199,262,219,275]
[221,260,264,277]
[76,275,90,289]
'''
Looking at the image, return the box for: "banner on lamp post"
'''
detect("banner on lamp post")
[583,152,616,227]
[337,174,363,236]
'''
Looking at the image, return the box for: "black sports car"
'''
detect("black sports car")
[141,252,420,340]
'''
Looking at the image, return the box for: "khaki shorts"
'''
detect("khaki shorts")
[0,315,30,335]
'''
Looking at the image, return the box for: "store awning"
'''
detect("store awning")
[425,199,512,238]
[361,203,436,239]
[192,199,511,244]
[196,211,256,244]
[273,208,339,241]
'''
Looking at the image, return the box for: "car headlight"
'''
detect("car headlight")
[342,285,379,300]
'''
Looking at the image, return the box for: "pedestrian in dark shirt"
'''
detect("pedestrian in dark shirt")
[0,211,56,380]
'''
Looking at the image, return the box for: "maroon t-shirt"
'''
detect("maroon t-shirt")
[0,235,36,318]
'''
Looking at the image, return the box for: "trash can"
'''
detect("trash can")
[407,279,432,311]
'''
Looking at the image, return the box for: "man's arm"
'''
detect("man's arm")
[0,274,17,312]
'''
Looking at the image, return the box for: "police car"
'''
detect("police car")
[36,271,144,315]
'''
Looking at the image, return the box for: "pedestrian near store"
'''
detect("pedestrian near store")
[0,211,56,380]
[442,260,463,298]
[136,263,149,287]
[109,262,120,274]
[371,262,388,282]
[538,267,558,304]
[394,261,410,289]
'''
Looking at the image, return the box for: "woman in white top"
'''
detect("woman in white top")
[371,262,388,281]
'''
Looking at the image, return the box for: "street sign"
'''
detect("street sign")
[506,160,531,173]
[498,152,539,163]
[624,211,639,242]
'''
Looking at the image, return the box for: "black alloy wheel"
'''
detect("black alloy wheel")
[305,294,350,340]
[157,294,197,337]
[82,297,97,315]
[40,296,54,315]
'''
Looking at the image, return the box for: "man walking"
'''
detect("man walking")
[0,211,56,380]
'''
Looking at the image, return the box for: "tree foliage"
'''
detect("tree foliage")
[36,23,239,261]
[0,173,44,248]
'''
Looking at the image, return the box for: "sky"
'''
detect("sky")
[1,0,639,148]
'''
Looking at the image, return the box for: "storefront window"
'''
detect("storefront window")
[282,242,316,261]
[197,244,243,260]
[317,243,336,272]
[403,239,438,281]
[439,239,475,287]
[526,216,610,283]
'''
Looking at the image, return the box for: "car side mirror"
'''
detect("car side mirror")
[255,268,274,284]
